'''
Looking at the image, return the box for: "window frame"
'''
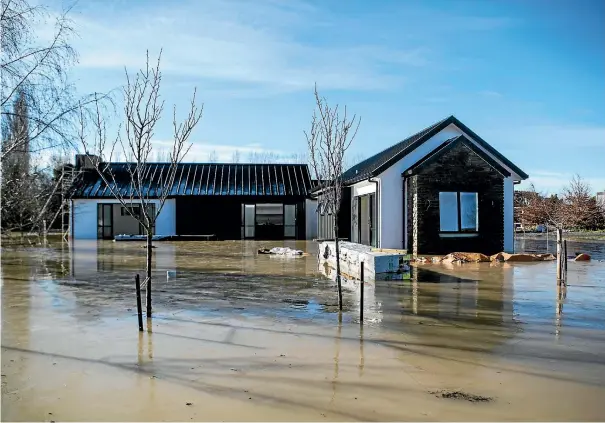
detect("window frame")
[439,191,479,234]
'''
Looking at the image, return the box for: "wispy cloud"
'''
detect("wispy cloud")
[443,16,519,31]
[69,0,427,95]
[151,140,298,162]
[479,90,503,98]
[519,170,605,194]
[484,123,605,148]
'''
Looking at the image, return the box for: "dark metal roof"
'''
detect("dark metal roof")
[402,135,512,177]
[341,115,528,185]
[71,163,313,198]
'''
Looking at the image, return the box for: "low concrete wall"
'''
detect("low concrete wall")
[318,241,411,281]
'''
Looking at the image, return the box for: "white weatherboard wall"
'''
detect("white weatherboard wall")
[503,177,514,252]
[349,180,377,243]
[373,123,523,250]
[305,198,318,240]
[71,199,176,239]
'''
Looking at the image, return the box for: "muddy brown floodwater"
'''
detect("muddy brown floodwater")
[2,240,605,421]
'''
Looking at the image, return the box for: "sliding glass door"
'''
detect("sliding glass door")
[97,203,113,239]
[241,203,298,240]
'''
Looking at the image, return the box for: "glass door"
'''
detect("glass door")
[369,193,376,247]
[284,204,296,238]
[242,204,255,238]
[97,203,113,239]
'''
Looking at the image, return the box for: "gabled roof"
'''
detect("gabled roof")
[341,115,528,184]
[402,135,511,177]
[71,163,313,198]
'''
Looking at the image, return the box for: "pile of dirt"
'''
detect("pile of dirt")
[441,252,491,263]
[415,252,557,263]
[490,252,555,262]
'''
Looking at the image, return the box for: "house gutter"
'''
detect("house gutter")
[368,177,380,248]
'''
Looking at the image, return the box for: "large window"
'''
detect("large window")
[121,205,140,217]
[439,192,478,232]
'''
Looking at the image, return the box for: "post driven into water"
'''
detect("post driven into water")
[135,274,144,332]
[563,240,568,284]
[360,261,364,323]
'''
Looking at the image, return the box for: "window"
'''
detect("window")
[439,192,478,232]
[121,205,140,217]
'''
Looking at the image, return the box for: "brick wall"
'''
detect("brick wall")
[406,142,504,255]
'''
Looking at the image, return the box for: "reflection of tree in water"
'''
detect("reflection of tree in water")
[33,242,352,324]
[1,249,35,348]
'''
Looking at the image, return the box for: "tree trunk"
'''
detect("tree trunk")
[146,229,153,317]
[334,223,343,311]
[556,227,563,283]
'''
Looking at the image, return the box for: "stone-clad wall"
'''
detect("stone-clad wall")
[407,142,504,255]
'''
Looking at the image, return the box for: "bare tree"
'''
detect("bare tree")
[247,150,281,163]
[344,152,365,170]
[80,51,203,317]
[231,149,240,163]
[522,175,603,279]
[1,0,106,161]
[287,152,307,164]
[207,150,218,163]
[305,84,360,310]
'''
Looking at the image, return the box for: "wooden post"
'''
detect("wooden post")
[556,228,562,284]
[563,240,568,283]
[135,274,144,332]
[360,262,364,323]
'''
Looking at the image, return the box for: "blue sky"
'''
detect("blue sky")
[52,0,604,193]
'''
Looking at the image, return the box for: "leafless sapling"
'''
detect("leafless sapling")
[305,84,360,311]
[80,50,203,317]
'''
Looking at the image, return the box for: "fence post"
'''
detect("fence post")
[563,240,568,284]
[135,274,144,332]
[556,228,562,285]
[360,262,364,323]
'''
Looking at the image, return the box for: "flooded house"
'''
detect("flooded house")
[70,160,318,241]
[315,115,528,255]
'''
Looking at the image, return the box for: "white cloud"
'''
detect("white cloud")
[518,170,605,195]
[151,140,296,162]
[67,0,427,94]
[479,90,503,98]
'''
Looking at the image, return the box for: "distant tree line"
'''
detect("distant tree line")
[515,175,605,232]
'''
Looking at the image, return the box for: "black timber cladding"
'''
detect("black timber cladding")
[71,163,313,198]
[340,115,528,186]
[403,135,511,178]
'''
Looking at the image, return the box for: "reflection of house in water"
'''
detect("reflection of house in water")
[376,264,515,329]
[319,262,514,332]
[70,240,177,279]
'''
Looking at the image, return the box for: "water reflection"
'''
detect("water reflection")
[516,236,605,261]
[1,240,604,341]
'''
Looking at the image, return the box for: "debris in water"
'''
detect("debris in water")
[430,390,492,403]
[257,247,306,257]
